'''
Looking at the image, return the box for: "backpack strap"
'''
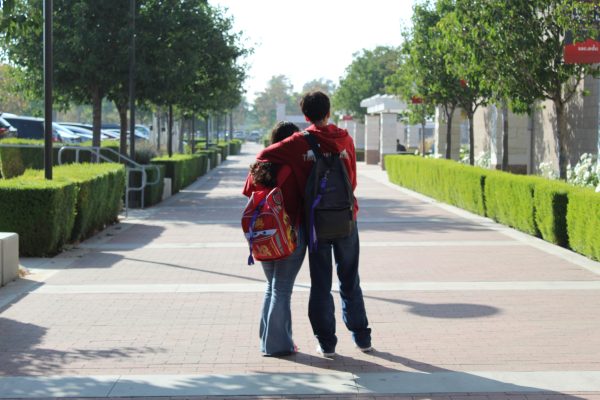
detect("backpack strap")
[302,131,323,159]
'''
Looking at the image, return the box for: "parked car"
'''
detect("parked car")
[57,123,111,141]
[2,115,82,143]
[104,128,149,142]
[60,122,120,140]
[135,124,151,139]
[0,116,17,139]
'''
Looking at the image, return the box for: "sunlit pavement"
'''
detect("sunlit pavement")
[1,142,600,400]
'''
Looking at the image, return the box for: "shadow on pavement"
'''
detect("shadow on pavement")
[0,318,166,376]
[285,350,588,398]
[364,294,500,319]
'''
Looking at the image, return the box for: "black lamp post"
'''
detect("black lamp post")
[43,0,53,179]
[128,0,136,159]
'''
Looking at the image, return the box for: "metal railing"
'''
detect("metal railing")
[57,146,161,214]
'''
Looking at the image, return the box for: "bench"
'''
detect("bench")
[0,233,19,287]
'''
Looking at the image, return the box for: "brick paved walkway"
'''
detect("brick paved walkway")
[1,143,600,399]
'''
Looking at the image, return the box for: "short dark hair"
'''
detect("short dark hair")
[270,121,299,144]
[300,91,330,123]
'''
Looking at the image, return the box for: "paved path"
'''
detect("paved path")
[1,142,600,399]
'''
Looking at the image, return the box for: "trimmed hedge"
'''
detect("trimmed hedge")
[214,143,229,161]
[197,149,218,169]
[0,175,78,256]
[0,139,124,178]
[385,155,488,216]
[229,139,242,155]
[129,164,165,208]
[484,171,540,236]
[356,149,365,162]
[151,153,207,194]
[567,188,600,260]
[385,154,600,261]
[21,163,125,242]
[534,180,571,247]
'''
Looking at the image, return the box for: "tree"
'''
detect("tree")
[253,75,295,128]
[387,0,463,160]
[333,46,402,118]
[1,0,131,148]
[441,0,599,176]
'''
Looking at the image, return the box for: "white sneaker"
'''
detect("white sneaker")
[316,345,336,358]
[357,344,373,353]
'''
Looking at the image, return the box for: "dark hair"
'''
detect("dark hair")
[300,91,330,123]
[250,121,299,187]
[270,121,299,144]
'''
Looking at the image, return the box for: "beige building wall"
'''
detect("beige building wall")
[531,75,599,174]
[467,74,599,175]
[365,114,380,165]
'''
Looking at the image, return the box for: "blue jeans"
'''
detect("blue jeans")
[307,223,371,353]
[260,227,306,356]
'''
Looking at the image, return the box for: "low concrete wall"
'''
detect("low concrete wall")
[0,233,19,287]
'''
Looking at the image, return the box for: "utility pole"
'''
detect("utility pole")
[44,0,53,180]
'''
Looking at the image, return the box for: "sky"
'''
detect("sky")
[209,0,415,102]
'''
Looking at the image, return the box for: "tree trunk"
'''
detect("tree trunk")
[205,117,209,150]
[91,87,102,150]
[156,109,161,151]
[468,112,475,166]
[178,116,184,154]
[167,104,173,157]
[555,99,569,179]
[421,120,426,157]
[190,118,195,154]
[228,112,233,142]
[444,105,455,159]
[502,101,509,171]
[116,102,128,158]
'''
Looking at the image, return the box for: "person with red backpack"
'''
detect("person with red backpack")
[243,121,306,357]
[255,91,372,358]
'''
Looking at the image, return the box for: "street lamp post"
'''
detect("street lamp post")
[128,0,136,159]
[43,0,53,180]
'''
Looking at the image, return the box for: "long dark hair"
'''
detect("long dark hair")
[251,121,299,187]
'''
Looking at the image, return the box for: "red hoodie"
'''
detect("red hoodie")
[255,123,359,219]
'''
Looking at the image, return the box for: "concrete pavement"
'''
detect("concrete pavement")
[1,142,600,399]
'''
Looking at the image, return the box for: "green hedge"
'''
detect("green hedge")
[128,164,165,208]
[484,172,541,236]
[567,188,600,260]
[214,143,229,161]
[0,140,116,177]
[197,149,218,169]
[356,149,365,162]
[534,180,571,247]
[151,153,207,194]
[385,155,488,216]
[229,139,242,155]
[21,163,125,242]
[385,155,600,261]
[0,175,78,256]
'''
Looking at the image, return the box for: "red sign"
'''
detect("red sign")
[411,96,423,104]
[460,79,468,88]
[564,38,600,64]
[342,115,353,121]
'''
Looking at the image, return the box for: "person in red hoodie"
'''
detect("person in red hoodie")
[256,91,372,357]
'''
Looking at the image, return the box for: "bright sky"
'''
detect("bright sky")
[209,0,415,102]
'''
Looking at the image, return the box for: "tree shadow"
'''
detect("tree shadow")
[0,317,166,376]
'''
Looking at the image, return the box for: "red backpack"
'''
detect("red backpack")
[242,166,297,265]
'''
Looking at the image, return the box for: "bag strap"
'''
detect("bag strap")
[302,131,323,160]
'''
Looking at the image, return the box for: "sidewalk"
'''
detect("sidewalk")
[1,142,600,399]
